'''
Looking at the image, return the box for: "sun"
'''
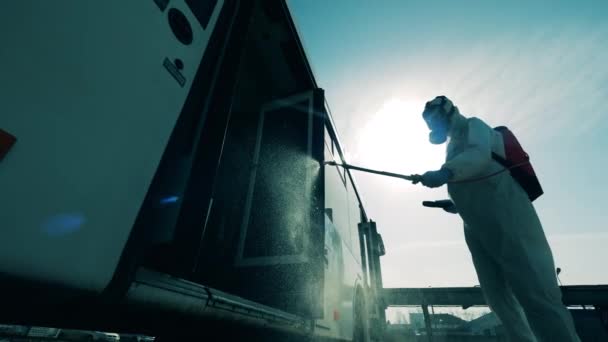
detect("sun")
[354,98,446,176]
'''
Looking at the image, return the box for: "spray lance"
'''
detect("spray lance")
[324,160,421,182]
[324,161,457,212]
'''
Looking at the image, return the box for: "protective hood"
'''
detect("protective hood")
[447,109,467,139]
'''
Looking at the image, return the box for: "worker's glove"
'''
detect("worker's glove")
[417,168,453,188]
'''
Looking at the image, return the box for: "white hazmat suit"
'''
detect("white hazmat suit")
[441,110,580,342]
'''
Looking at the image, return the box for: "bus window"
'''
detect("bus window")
[324,127,346,184]
[346,176,362,264]
[324,132,352,252]
[324,132,334,170]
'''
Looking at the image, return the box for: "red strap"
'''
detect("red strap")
[0,129,17,161]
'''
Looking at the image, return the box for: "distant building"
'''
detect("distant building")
[465,312,504,336]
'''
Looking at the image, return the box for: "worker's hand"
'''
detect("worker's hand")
[420,168,453,188]
[411,174,423,184]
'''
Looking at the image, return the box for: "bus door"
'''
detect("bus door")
[233,88,326,317]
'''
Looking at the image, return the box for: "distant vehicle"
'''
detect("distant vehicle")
[0,1,385,341]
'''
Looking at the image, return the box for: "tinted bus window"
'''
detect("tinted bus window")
[346,177,362,264]
[324,132,352,251]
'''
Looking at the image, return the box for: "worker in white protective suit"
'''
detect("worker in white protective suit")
[413,96,580,342]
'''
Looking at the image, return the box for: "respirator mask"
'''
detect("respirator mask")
[426,112,449,144]
[422,96,455,145]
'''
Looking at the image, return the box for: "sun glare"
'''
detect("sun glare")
[354,99,446,176]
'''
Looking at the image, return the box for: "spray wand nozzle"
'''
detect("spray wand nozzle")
[323,160,421,182]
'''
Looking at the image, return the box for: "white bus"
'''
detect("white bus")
[0,1,385,340]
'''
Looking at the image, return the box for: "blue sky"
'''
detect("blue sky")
[288,0,608,287]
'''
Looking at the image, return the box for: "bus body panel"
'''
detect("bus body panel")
[0,0,223,291]
[0,2,376,340]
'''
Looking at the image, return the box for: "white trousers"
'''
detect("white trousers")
[452,173,580,342]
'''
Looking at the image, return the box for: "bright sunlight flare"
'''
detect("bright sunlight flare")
[354,99,446,177]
